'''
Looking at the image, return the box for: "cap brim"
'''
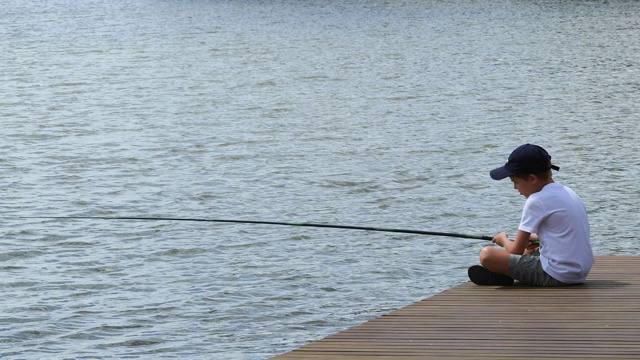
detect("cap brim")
[490,166,513,180]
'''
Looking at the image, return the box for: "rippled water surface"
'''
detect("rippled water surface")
[1,0,639,358]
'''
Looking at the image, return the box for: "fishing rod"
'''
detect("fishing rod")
[22,216,494,241]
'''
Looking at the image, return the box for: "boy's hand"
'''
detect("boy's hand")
[528,233,540,248]
[492,232,509,247]
[524,241,539,254]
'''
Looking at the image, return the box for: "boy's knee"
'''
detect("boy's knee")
[478,246,511,274]
[479,247,493,266]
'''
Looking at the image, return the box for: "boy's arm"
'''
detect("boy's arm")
[494,230,531,255]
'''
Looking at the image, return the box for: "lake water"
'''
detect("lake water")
[1,0,639,358]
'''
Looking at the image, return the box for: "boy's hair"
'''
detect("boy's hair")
[512,168,552,181]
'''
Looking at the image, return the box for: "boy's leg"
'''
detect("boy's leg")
[508,254,575,287]
[468,246,514,286]
[479,246,510,274]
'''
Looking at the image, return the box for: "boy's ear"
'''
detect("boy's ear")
[528,174,538,183]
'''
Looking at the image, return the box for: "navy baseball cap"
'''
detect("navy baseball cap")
[490,144,560,180]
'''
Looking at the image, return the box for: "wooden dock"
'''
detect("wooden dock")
[272,256,640,359]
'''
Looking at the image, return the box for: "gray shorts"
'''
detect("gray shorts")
[507,254,574,287]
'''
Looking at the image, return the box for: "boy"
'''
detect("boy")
[469,144,594,286]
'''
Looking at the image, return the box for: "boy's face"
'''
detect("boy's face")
[509,175,538,198]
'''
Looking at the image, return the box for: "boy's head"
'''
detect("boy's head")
[490,144,559,181]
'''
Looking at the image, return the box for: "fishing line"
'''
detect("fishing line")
[21,216,494,241]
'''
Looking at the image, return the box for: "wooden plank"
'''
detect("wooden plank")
[272,256,640,359]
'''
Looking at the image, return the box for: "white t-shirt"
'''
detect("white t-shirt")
[519,182,594,283]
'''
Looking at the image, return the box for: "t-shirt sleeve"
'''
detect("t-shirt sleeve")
[519,196,545,234]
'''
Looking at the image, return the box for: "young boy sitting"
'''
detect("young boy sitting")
[469,144,594,286]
